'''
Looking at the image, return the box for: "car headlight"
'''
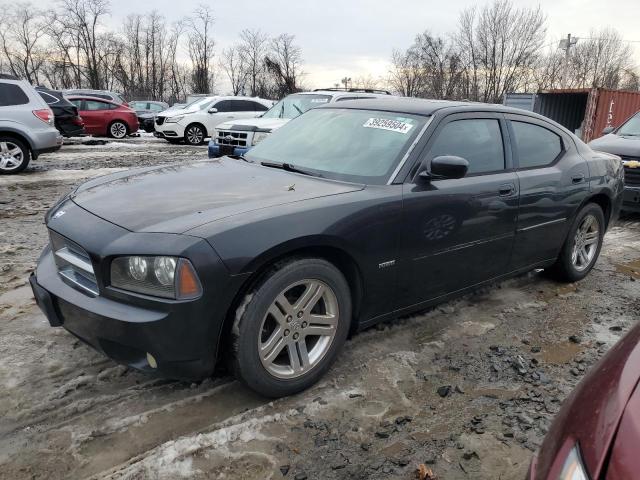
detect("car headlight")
[252,131,270,146]
[559,446,589,480]
[165,115,184,123]
[110,256,202,300]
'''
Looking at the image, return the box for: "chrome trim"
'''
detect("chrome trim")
[517,218,566,233]
[387,116,434,185]
[54,247,94,275]
[59,268,99,297]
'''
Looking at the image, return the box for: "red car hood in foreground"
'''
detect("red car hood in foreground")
[531,322,640,479]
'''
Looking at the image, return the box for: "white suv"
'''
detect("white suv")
[208,89,393,157]
[154,96,273,145]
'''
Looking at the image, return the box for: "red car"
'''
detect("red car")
[66,96,139,139]
[528,322,640,479]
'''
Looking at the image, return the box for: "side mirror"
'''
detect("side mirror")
[208,107,218,114]
[601,126,614,135]
[418,155,469,181]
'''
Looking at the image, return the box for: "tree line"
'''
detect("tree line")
[0,0,304,103]
[388,0,639,103]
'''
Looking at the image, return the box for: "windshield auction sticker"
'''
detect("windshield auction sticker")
[363,118,413,134]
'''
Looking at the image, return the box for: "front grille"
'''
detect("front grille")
[49,230,98,296]
[216,130,248,147]
[155,116,165,125]
[622,156,640,186]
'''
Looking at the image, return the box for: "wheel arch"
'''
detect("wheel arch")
[215,242,365,363]
[0,130,34,156]
[185,121,208,138]
[583,192,612,230]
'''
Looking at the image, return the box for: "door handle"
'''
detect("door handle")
[572,174,585,184]
[498,183,516,196]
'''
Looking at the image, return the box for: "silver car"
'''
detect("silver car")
[0,74,62,174]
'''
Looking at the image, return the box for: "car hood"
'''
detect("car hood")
[70,159,363,234]
[589,134,640,157]
[216,117,291,132]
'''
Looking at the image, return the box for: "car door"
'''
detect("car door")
[78,99,111,134]
[506,114,590,270]
[400,113,520,306]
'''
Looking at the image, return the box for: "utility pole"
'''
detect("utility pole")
[559,34,578,88]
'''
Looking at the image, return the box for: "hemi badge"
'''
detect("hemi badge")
[379,260,396,269]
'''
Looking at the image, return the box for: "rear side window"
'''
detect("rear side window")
[429,119,505,174]
[250,101,268,111]
[511,121,563,168]
[85,100,111,111]
[0,83,30,106]
[214,100,233,112]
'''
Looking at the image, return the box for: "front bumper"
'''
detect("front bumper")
[30,201,244,380]
[154,122,185,139]
[207,141,250,158]
[622,186,640,213]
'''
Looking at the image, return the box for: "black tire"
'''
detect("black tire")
[231,258,352,398]
[108,120,128,139]
[0,136,31,174]
[184,123,206,145]
[550,203,605,282]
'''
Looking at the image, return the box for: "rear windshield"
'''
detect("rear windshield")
[262,94,332,120]
[246,108,426,184]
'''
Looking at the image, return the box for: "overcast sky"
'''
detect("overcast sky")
[108,0,640,93]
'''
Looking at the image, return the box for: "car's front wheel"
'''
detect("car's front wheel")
[184,124,206,145]
[231,258,351,398]
[108,121,128,139]
[0,137,30,174]
[551,202,605,282]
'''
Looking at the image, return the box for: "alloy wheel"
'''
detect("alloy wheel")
[0,141,24,171]
[571,214,599,271]
[110,122,127,139]
[186,126,204,145]
[258,279,339,379]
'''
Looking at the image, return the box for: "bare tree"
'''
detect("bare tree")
[220,44,247,95]
[186,4,215,94]
[0,3,48,84]
[264,33,303,97]
[456,0,546,103]
[413,32,466,99]
[239,29,268,97]
[388,48,425,97]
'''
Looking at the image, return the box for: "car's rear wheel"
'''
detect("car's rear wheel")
[108,121,128,139]
[184,124,205,145]
[231,258,351,398]
[0,137,30,174]
[550,203,604,282]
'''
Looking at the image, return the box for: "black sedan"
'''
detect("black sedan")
[30,99,624,397]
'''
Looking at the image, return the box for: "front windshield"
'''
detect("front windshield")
[262,94,332,119]
[617,113,640,136]
[245,108,427,184]
[184,97,214,110]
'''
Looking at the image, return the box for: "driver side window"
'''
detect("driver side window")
[429,119,505,175]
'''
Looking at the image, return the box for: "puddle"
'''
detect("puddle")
[539,341,583,364]
[615,259,640,279]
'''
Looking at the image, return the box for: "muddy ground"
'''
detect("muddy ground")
[1,136,639,480]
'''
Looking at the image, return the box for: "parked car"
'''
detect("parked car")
[527,321,640,480]
[36,87,86,137]
[208,88,393,158]
[589,111,640,213]
[129,100,169,133]
[0,74,62,174]
[66,96,139,139]
[154,96,273,145]
[30,98,623,397]
[64,89,127,106]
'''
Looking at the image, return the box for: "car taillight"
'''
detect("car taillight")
[33,109,54,125]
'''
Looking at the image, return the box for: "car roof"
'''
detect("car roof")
[65,94,120,105]
[319,97,565,121]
